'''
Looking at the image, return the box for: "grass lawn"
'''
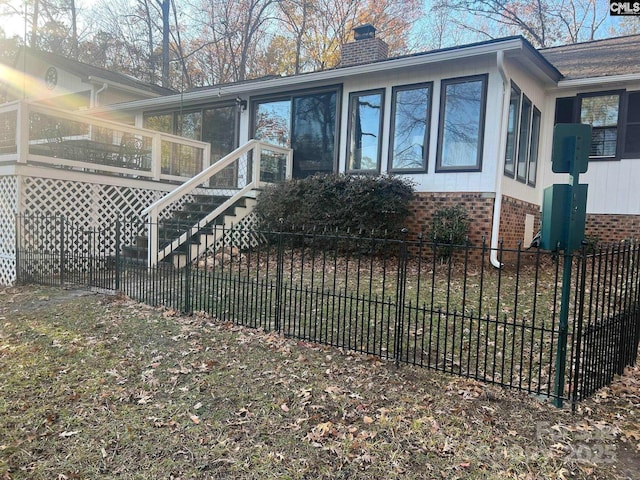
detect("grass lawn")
[1,285,639,479]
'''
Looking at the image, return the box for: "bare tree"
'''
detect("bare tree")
[431,0,610,48]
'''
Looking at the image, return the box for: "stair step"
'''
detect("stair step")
[190,195,229,205]
[123,193,256,266]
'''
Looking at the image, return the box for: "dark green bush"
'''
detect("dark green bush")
[430,205,470,259]
[254,174,415,237]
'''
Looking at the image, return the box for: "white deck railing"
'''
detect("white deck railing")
[141,139,293,266]
[0,100,211,182]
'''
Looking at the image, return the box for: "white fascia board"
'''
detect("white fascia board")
[556,73,640,90]
[85,76,163,98]
[100,38,537,114]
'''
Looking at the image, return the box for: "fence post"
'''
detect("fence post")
[554,247,573,407]
[394,229,409,367]
[59,215,65,288]
[184,250,192,315]
[88,228,94,288]
[274,219,285,333]
[570,245,588,406]
[14,214,20,285]
[115,220,121,291]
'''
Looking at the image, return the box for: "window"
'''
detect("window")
[389,83,431,171]
[580,94,620,158]
[504,84,520,177]
[505,84,541,186]
[144,105,239,179]
[253,88,338,178]
[436,75,487,172]
[347,90,384,172]
[255,99,291,147]
[555,92,622,160]
[528,108,541,186]
[516,96,532,183]
[623,91,640,157]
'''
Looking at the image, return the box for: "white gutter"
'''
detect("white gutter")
[97,38,533,114]
[557,72,640,89]
[87,75,166,98]
[92,82,108,108]
[490,50,510,269]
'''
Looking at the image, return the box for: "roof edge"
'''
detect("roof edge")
[100,36,556,114]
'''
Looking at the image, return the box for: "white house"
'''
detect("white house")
[0,27,638,284]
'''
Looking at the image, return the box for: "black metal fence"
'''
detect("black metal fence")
[15,214,640,406]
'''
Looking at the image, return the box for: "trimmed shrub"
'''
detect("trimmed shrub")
[430,205,470,259]
[254,174,415,237]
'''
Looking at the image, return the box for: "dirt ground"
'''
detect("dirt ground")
[1,285,639,479]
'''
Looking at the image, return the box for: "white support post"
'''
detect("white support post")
[286,149,293,180]
[253,142,262,186]
[201,144,211,187]
[16,102,29,164]
[151,134,162,181]
[148,207,159,268]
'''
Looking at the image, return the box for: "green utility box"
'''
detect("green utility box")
[541,184,588,251]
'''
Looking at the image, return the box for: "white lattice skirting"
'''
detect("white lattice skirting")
[0,176,18,286]
[2,175,192,285]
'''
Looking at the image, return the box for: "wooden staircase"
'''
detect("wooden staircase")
[123,192,257,267]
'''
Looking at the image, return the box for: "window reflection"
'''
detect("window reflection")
[292,92,336,177]
[391,85,430,171]
[437,76,486,171]
[528,108,541,186]
[580,94,619,157]
[516,96,532,182]
[504,84,520,177]
[254,90,338,179]
[348,91,383,171]
[255,100,291,147]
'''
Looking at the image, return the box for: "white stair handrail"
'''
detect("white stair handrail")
[143,139,293,266]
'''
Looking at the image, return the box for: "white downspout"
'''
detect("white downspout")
[92,83,108,108]
[490,51,510,268]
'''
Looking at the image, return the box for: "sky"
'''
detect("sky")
[0,0,634,49]
[1,0,97,38]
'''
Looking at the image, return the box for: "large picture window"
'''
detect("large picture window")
[253,89,338,178]
[389,83,431,171]
[436,75,487,172]
[347,90,384,172]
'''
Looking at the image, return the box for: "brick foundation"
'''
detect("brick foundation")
[498,196,541,249]
[585,214,640,243]
[406,192,639,260]
[406,192,495,247]
[406,193,543,265]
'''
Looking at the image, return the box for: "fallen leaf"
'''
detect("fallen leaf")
[281,403,290,412]
[59,431,80,438]
[189,414,200,424]
[363,416,374,424]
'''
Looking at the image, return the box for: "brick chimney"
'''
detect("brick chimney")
[340,24,389,67]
